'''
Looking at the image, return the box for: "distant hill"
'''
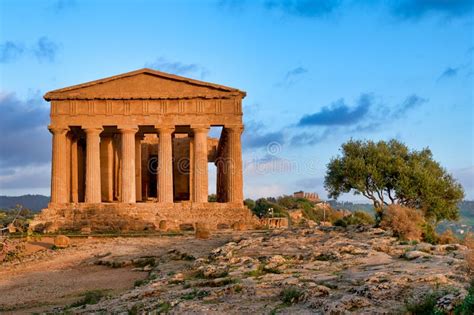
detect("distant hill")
[327,200,375,213]
[0,195,49,212]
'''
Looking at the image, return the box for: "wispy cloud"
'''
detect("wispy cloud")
[390,0,473,21]
[33,37,59,62]
[290,129,333,146]
[0,41,25,63]
[265,0,342,18]
[298,94,372,126]
[52,0,76,13]
[145,57,209,79]
[438,67,459,80]
[0,37,59,63]
[220,0,472,21]
[291,93,427,145]
[242,120,285,150]
[391,94,427,119]
[277,66,308,87]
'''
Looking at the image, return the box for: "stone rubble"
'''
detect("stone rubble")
[53,227,471,314]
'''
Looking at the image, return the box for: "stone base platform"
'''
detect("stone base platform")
[30,202,260,233]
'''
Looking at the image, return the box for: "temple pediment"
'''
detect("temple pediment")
[44,68,246,100]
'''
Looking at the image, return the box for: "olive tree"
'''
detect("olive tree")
[325,139,464,223]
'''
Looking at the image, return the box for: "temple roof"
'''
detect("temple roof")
[44,68,246,100]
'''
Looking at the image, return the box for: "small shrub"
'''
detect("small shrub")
[181,289,209,300]
[245,263,281,277]
[280,286,304,305]
[133,257,156,268]
[380,205,424,241]
[70,290,107,308]
[334,211,375,227]
[156,301,171,313]
[463,233,474,273]
[404,292,441,314]
[454,279,474,314]
[438,229,458,245]
[422,223,439,244]
[134,279,149,287]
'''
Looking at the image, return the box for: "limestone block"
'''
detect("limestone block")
[54,235,71,248]
[195,222,211,239]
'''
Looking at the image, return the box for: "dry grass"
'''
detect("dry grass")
[380,205,424,241]
[463,233,474,273]
[438,229,458,245]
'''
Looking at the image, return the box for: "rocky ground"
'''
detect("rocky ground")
[1,227,472,314]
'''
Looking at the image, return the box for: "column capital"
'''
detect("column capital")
[83,126,104,134]
[48,125,69,135]
[118,125,139,134]
[155,125,175,134]
[225,125,244,134]
[191,125,210,133]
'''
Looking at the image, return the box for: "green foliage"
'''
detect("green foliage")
[244,198,256,210]
[280,286,304,305]
[0,205,34,231]
[334,211,375,227]
[156,301,171,313]
[132,257,156,268]
[245,263,281,277]
[252,198,287,218]
[208,194,217,202]
[422,223,439,244]
[70,290,107,308]
[276,196,314,210]
[181,289,210,300]
[404,292,443,314]
[455,280,474,315]
[325,139,464,223]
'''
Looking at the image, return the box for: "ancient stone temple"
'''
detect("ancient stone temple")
[32,68,257,232]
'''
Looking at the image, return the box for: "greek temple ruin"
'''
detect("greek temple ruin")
[32,68,257,232]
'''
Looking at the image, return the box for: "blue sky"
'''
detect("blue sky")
[0,0,473,201]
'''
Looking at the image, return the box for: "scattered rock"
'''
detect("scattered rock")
[195,223,211,239]
[54,235,71,248]
[403,250,431,260]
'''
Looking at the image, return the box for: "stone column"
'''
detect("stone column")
[66,134,71,202]
[216,157,226,202]
[225,126,244,204]
[113,135,121,201]
[71,136,79,203]
[191,126,210,203]
[49,126,69,204]
[100,136,114,202]
[135,135,143,202]
[156,126,174,203]
[84,127,103,203]
[119,126,138,203]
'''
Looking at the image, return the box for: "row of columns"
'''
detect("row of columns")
[49,125,243,205]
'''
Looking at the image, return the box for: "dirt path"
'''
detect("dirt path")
[0,234,232,314]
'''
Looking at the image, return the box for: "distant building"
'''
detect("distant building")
[293,191,320,202]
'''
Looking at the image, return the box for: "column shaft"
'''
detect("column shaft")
[100,136,114,202]
[119,127,138,203]
[192,126,209,202]
[157,126,174,203]
[135,135,143,202]
[49,126,68,203]
[66,134,71,202]
[85,127,103,203]
[225,126,244,203]
[71,136,79,203]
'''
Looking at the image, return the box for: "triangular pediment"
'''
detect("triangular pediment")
[44,68,245,100]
